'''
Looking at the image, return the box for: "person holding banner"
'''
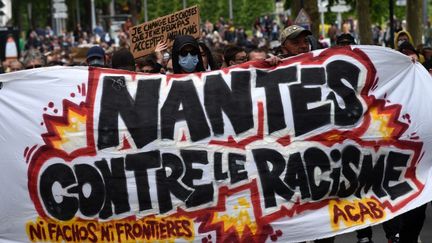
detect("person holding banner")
[171,35,205,74]
[278,25,312,58]
[223,45,248,67]
[277,24,359,243]
[277,26,334,243]
[379,41,428,243]
[7,60,23,72]
[248,47,268,61]
[85,46,106,67]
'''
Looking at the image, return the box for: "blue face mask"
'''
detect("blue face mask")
[178,53,199,73]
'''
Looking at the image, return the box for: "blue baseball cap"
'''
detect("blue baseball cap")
[86,46,105,60]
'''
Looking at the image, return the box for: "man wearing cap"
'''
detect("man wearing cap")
[279,25,312,58]
[86,46,106,67]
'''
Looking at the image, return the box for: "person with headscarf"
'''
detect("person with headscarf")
[394,30,414,50]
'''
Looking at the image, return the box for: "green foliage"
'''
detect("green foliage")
[17,0,413,34]
[240,0,274,28]
[143,0,274,30]
[199,0,220,23]
[95,0,113,9]
[323,0,407,26]
[138,0,274,30]
[394,5,406,21]
[284,0,292,10]
[12,0,51,30]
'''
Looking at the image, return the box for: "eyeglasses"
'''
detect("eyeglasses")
[25,65,42,69]
[180,48,198,57]
[235,56,248,63]
[142,67,155,73]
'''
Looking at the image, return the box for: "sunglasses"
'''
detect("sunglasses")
[180,48,198,57]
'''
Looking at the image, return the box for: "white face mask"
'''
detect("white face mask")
[178,53,199,73]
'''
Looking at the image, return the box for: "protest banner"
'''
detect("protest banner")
[129,6,200,59]
[1,46,432,242]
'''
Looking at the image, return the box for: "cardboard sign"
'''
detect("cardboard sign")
[1,46,432,242]
[70,47,90,63]
[129,5,200,59]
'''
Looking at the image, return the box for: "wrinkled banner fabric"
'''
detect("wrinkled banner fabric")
[1,46,432,243]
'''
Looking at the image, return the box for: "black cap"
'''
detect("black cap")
[86,46,105,60]
[336,33,356,45]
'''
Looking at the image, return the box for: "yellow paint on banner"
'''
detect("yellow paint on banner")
[26,216,194,242]
[329,198,385,230]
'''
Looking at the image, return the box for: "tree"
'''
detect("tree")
[325,0,372,44]
[289,0,319,38]
[304,0,319,38]
[128,0,138,24]
[356,0,372,44]
[406,0,423,46]
[238,0,273,29]
[199,0,220,23]
[11,0,51,31]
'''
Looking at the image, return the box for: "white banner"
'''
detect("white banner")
[1,45,432,242]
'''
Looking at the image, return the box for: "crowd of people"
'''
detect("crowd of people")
[4,15,432,75]
[3,15,432,243]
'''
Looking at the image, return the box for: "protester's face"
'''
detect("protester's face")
[230,51,248,66]
[248,51,267,61]
[398,34,409,46]
[179,45,199,73]
[199,46,208,69]
[140,65,154,73]
[9,61,23,72]
[282,33,310,56]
